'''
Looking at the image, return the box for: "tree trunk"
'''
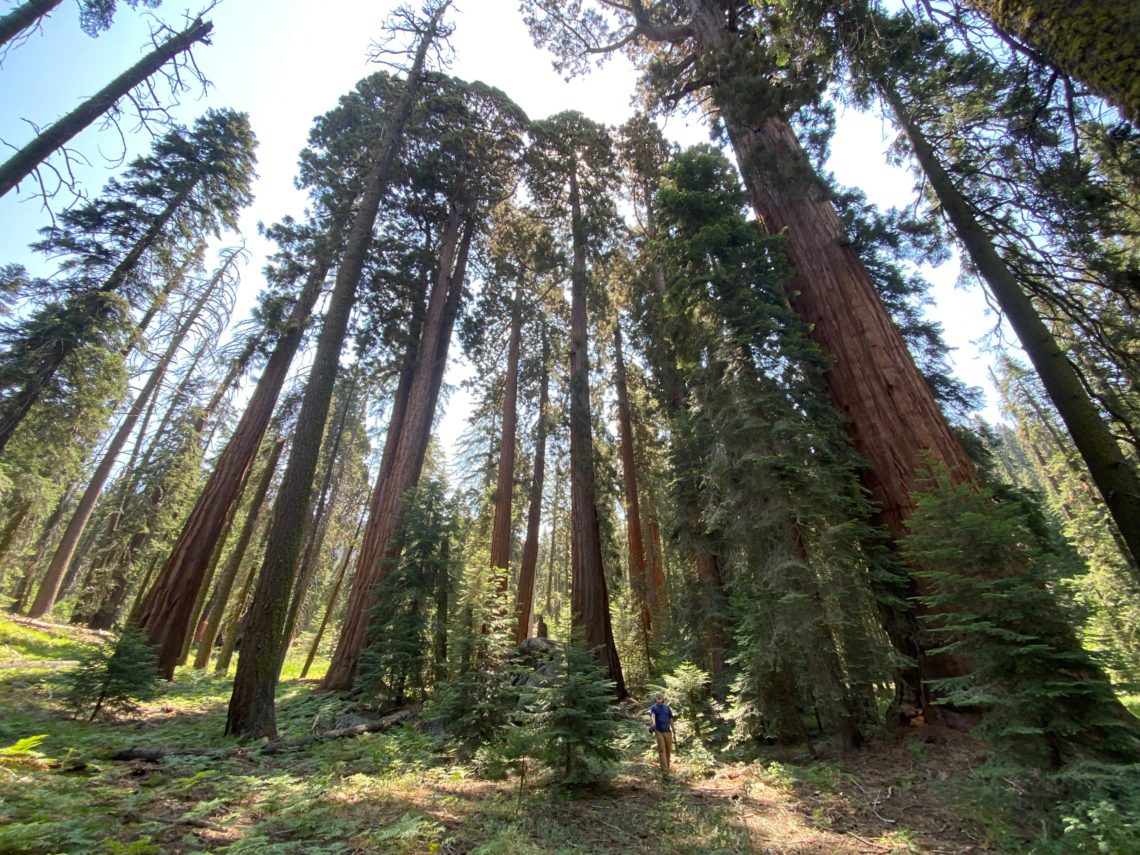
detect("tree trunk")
[490,281,523,577]
[613,320,652,645]
[226,8,446,736]
[279,372,359,662]
[567,165,626,697]
[28,267,221,619]
[9,486,76,613]
[881,78,1140,582]
[0,18,214,198]
[695,45,978,701]
[192,437,284,670]
[514,324,549,643]
[963,0,1140,122]
[0,0,64,51]
[131,247,334,678]
[321,210,473,691]
[433,532,450,683]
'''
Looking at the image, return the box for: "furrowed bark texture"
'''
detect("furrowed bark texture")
[0,18,213,198]
[490,282,523,576]
[192,436,284,671]
[613,322,651,635]
[964,0,1140,122]
[686,2,978,702]
[225,76,436,735]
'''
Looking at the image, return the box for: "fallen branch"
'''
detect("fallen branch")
[111,705,419,762]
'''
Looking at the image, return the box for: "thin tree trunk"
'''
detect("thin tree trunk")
[433,533,450,683]
[0,0,64,52]
[514,324,549,644]
[491,281,523,577]
[213,529,267,676]
[226,6,447,736]
[132,243,335,678]
[299,503,366,680]
[28,267,220,619]
[567,165,626,697]
[543,461,561,618]
[0,501,31,577]
[0,18,213,198]
[193,436,284,670]
[881,78,1140,581]
[321,210,472,691]
[10,486,76,613]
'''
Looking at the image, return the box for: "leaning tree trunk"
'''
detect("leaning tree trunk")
[0,18,213,198]
[226,7,446,737]
[881,78,1140,582]
[567,165,626,697]
[490,281,523,580]
[961,0,1140,123]
[321,210,472,691]
[514,324,549,644]
[192,436,284,671]
[0,0,64,52]
[28,266,221,619]
[131,246,335,679]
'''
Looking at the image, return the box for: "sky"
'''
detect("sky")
[0,0,1006,458]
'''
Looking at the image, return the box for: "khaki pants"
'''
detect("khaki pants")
[654,729,673,772]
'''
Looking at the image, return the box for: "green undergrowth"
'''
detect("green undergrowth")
[2,615,1137,853]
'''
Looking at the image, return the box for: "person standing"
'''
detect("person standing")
[648,691,675,774]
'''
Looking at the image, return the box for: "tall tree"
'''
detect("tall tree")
[0,108,255,452]
[27,249,239,618]
[522,0,980,707]
[226,1,453,736]
[526,111,626,696]
[131,219,343,678]
[320,74,527,692]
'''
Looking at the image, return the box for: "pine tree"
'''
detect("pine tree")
[528,630,623,785]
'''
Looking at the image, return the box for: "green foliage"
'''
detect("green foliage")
[527,632,622,785]
[358,477,457,707]
[901,465,1140,766]
[61,627,161,720]
[426,563,519,758]
[660,662,715,743]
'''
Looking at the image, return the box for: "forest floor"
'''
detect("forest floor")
[0,616,1040,853]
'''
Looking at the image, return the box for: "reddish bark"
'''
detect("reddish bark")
[490,281,523,578]
[131,253,331,678]
[513,325,549,643]
[567,166,626,697]
[321,210,473,691]
[613,321,651,638]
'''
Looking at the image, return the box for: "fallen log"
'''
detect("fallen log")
[111,704,419,762]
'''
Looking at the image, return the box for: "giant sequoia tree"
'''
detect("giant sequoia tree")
[526,111,627,697]
[320,73,528,693]
[226,1,453,736]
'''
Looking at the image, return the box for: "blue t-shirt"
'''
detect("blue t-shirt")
[649,702,673,733]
